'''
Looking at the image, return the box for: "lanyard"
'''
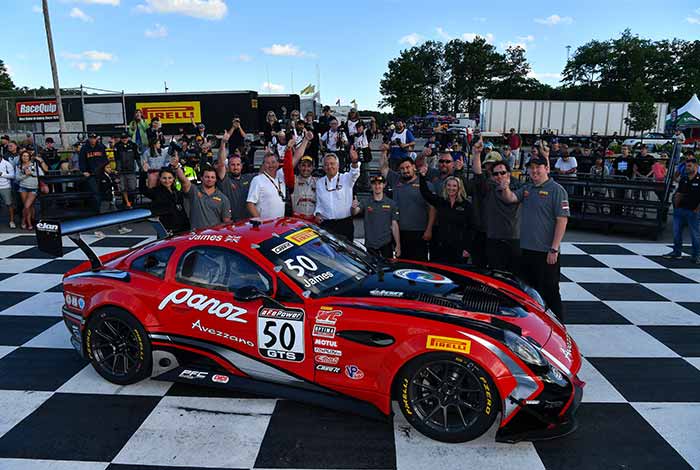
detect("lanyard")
[264,171,284,200]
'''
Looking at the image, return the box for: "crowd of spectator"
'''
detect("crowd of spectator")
[1,109,698,322]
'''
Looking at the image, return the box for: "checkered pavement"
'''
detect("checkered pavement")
[0,234,698,470]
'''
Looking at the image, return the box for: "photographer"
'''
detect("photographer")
[389,120,415,171]
[350,120,374,192]
[227,116,246,155]
[320,117,348,167]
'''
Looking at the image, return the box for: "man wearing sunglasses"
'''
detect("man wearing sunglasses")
[472,143,521,273]
[664,154,700,263]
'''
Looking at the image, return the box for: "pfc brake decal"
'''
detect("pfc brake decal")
[284,227,318,246]
[315,307,342,325]
[312,324,336,338]
[257,307,305,362]
[393,269,453,284]
[159,288,247,323]
[345,365,364,380]
[191,320,254,347]
[426,335,471,353]
[179,369,208,380]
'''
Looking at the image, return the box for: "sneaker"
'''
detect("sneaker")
[662,251,683,260]
[9,221,16,229]
[118,226,133,235]
[94,231,106,240]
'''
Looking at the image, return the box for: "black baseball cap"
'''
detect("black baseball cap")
[45,137,54,143]
[120,132,129,138]
[88,132,98,138]
[1,135,9,140]
[528,156,549,166]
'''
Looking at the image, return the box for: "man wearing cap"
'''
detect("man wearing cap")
[664,154,700,264]
[79,133,109,213]
[173,155,231,230]
[389,120,415,171]
[352,175,401,259]
[498,153,570,321]
[381,155,436,261]
[40,137,60,170]
[314,147,361,241]
[292,155,317,219]
[215,132,255,221]
[114,132,140,209]
[227,116,246,155]
[320,118,348,166]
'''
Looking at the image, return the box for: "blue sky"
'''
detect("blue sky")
[3,0,700,112]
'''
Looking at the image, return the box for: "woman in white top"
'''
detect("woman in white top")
[16,150,47,230]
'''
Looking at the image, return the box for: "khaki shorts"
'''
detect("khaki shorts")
[119,173,137,193]
[0,188,13,207]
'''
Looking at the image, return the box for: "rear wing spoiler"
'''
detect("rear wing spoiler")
[35,209,168,271]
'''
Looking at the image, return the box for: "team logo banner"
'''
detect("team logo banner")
[16,100,59,122]
[136,101,202,124]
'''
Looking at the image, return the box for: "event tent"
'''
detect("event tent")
[667,94,700,127]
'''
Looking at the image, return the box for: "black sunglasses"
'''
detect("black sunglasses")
[687,159,697,163]
[492,170,509,176]
[438,159,453,164]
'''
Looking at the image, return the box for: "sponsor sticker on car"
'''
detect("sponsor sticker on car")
[257,307,305,362]
[285,227,318,246]
[315,364,341,374]
[315,355,339,365]
[312,324,336,339]
[211,374,229,384]
[345,365,365,380]
[271,241,294,254]
[313,347,342,356]
[158,288,247,323]
[426,335,471,353]
[315,307,342,325]
[393,269,453,284]
[179,369,208,380]
[369,289,404,298]
[313,338,337,347]
[191,320,254,347]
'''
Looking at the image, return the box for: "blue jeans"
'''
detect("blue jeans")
[673,208,700,258]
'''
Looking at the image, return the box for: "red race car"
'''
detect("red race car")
[36,210,583,443]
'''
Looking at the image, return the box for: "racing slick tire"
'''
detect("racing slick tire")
[84,307,152,385]
[396,353,499,443]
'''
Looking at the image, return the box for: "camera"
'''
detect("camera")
[168,140,182,156]
[394,138,402,146]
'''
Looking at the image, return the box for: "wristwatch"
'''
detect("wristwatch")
[548,247,559,254]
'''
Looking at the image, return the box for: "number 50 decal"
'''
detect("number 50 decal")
[284,255,317,277]
[257,307,305,362]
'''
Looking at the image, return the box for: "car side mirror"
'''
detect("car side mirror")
[233,286,263,301]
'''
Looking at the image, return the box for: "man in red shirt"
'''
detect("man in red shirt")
[507,128,522,166]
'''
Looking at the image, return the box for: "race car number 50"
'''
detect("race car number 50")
[257,307,305,362]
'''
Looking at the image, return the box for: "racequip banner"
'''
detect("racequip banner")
[16,100,59,122]
[136,101,202,124]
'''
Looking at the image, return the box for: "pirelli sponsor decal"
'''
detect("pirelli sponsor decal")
[285,228,318,246]
[426,335,471,354]
[136,101,202,124]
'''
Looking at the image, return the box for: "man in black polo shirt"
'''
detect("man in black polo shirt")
[216,130,254,221]
[664,156,700,263]
[79,133,109,213]
[352,175,400,259]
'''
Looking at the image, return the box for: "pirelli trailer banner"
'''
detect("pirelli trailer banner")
[135,101,202,124]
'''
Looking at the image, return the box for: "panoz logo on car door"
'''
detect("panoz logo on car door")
[257,307,305,362]
[426,335,471,353]
[136,101,202,124]
[158,288,247,323]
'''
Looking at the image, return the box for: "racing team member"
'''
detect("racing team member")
[381,155,436,262]
[79,133,109,214]
[172,156,232,230]
[215,132,254,222]
[114,132,140,209]
[497,154,570,321]
[314,147,361,241]
[292,155,317,219]
[352,174,401,259]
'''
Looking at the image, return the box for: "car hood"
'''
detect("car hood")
[332,261,553,347]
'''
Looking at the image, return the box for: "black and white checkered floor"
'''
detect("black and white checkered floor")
[0,234,698,470]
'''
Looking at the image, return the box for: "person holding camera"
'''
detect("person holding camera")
[389,120,415,171]
[128,109,149,152]
[350,119,375,192]
[227,116,246,155]
[320,117,348,168]
[263,111,281,145]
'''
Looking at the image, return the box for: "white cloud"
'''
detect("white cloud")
[436,27,451,40]
[261,43,308,57]
[517,35,535,42]
[90,62,103,71]
[69,7,93,22]
[528,71,562,82]
[32,5,42,13]
[63,50,114,72]
[473,17,487,22]
[136,0,227,20]
[145,23,168,38]
[461,32,494,44]
[534,14,573,25]
[687,16,700,24]
[399,33,423,46]
[261,82,284,92]
[72,62,87,71]
[237,54,252,62]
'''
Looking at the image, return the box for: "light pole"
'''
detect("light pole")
[566,45,572,62]
[42,0,68,148]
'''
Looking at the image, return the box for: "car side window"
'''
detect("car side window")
[176,246,271,294]
[131,247,174,279]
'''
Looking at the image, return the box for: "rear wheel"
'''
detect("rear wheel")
[396,353,499,442]
[85,308,152,385]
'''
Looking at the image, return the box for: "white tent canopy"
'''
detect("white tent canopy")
[667,94,700,122]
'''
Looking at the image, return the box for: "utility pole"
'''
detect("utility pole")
[566,45,572,62]
[42,0,68,148]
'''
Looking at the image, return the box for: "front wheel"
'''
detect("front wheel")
[396,353,499,442]
[85,308,152,385]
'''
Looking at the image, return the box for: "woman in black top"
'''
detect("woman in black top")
[263,111,281,145]
[142,167,190,234]
[418,171,473,264]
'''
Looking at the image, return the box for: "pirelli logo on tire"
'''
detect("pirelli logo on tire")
[426,335,471,354]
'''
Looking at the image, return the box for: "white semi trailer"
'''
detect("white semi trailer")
[480,99,669,137]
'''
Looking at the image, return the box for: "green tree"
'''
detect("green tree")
[487,46,553,99]
[0,60,15,91]
[379,41,444,116]
[625,80,657,137]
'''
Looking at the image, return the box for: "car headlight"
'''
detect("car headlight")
[522,284,545,308]
[503,330,548,367]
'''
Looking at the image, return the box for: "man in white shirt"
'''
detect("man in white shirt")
[314,146,361,241]
[247,131,311,219]
[0,153,16,228]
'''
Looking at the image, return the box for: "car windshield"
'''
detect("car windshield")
[258,226,376,297]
